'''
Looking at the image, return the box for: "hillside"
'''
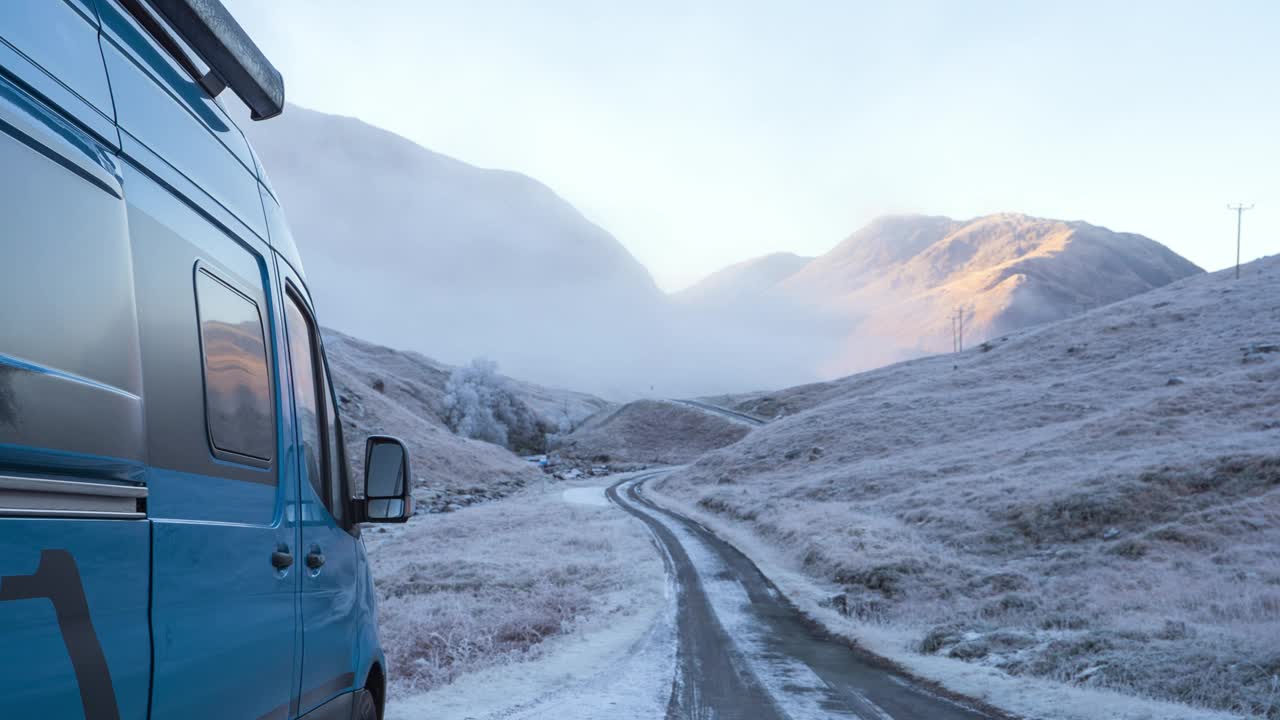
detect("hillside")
[557,400,750,465]
[323,329,609,509]
[245,105,667,395]
[650,255,1280,718]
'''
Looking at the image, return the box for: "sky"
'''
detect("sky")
[224,0,1280,292]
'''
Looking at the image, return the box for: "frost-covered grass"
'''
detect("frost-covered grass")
[559,399,748,464]
[366,481,662,696]
[654,256,1280,718]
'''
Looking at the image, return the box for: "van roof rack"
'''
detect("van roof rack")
[118,0,285,120]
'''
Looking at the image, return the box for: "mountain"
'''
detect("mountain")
[683,213,1203,375]
[244,104,666,395]
[785,214,958,295]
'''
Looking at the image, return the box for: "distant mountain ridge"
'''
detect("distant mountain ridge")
[680,212,1203,373]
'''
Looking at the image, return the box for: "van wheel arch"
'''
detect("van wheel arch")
[364,662,386,720]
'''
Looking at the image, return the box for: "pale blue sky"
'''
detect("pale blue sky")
[225,0,1280,291]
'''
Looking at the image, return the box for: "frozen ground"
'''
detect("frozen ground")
[653,255,1280,718]
[384,470,1012,720]
[365,475,666,703]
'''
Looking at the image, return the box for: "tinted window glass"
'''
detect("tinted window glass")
[196,270,272,461]
[318,355,347,524]
[285,295,324,503]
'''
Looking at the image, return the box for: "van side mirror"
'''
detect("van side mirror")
[354,436,413,523]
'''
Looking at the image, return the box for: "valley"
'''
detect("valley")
[251,104,1268,720]
[337,253,1278,720]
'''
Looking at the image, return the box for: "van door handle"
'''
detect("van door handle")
[305,550,326,570]
[271,547,293,569]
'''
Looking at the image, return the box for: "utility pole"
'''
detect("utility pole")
[1228,203,1254,279]
[951,308,964,353]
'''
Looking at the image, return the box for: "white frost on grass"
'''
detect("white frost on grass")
[387,587,674,720]
[562,486,611,507]
[560,399,750,464]
[647,469,1260,720]
[369,477,667,710]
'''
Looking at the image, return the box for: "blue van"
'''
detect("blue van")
[0,2,413,719]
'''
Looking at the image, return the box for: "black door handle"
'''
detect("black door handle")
[306,550,326,570]
[271,548,293,569]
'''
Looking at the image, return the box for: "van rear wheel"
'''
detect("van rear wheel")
[354,689,378,720]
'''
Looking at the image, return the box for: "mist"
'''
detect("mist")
[244,105,1202,400]
[245,104,852,398]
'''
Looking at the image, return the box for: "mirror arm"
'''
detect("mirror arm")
[349,497,369,525]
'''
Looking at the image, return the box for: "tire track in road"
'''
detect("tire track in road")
[609,473,787,720]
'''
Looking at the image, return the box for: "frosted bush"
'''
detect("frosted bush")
[442,358,546,452]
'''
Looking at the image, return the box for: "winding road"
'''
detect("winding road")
[672,399,769,427]
[608,471,999,720]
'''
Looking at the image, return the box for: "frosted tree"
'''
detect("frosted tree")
[442,358,544,452]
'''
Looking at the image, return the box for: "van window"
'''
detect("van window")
[195,269,273,462]
[317,355,348,524]
[284,289,346,522]
[285,294,323,502]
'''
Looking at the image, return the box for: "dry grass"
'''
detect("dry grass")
[559,400,749,464]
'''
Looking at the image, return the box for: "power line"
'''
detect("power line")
[1228,203,1254,280]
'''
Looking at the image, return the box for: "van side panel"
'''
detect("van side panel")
[122,162,299,720]
[0,68,143,472]
[0,520,150,720]
[121,162,270,485]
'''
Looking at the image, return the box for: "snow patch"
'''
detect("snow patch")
[561,486,611,507]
